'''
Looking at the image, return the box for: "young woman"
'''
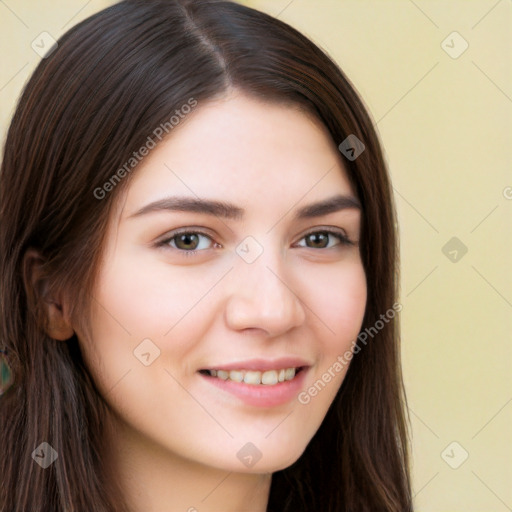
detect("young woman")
[0,0,413,510]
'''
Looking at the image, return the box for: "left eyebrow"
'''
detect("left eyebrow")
[294,194,361,219]
[126,193,361,221]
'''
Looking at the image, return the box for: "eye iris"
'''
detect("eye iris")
[307,232,329,248]
[175,233,199,250]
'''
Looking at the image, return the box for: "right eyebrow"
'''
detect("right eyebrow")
[127,196,244,220]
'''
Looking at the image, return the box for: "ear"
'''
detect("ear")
[22,248,75,341]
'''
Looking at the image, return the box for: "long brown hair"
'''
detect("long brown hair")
[0,1,413,510]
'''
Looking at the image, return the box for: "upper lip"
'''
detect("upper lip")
[200,357,312,372]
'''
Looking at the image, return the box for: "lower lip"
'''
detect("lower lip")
[199,368,308,407]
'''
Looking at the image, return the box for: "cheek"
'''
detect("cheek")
[91,251,220,340]
[304,260,367,350]
[288,260,366,447]
[80,256,221,394]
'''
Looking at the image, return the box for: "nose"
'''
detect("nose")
[224,251,306,337]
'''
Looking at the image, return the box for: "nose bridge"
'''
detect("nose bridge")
[224,239,306,335]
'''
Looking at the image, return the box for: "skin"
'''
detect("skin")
[42,90,367,511]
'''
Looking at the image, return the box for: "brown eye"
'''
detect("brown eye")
[174,233,201,250]
[297,229,354,249]
[305,232,330,248]
[158,230,216,253]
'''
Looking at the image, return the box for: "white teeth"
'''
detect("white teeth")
[285,368,296,380]
[206,367,299,386]
[229,370,244,383]
[261,370,278,385]
[244,371,261,385]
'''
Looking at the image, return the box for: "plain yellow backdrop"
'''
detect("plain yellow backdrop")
[1,1,511,511]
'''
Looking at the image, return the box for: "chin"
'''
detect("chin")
[228,443,307,475]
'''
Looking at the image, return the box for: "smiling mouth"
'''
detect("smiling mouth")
[198,367,305,386]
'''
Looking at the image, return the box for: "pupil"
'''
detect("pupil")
[308,232,328,248]
[177,233,198,250]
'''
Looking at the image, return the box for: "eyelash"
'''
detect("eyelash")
[155,228,356,257]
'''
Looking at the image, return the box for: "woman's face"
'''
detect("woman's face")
[79,91,367,473]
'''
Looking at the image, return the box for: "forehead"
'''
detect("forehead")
[119,92,355,222]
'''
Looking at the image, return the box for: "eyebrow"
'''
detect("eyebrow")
[127,194,361,221]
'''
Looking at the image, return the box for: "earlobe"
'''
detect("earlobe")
[22,248,75,341]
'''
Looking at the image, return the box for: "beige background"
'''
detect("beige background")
[1,1,511,510]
